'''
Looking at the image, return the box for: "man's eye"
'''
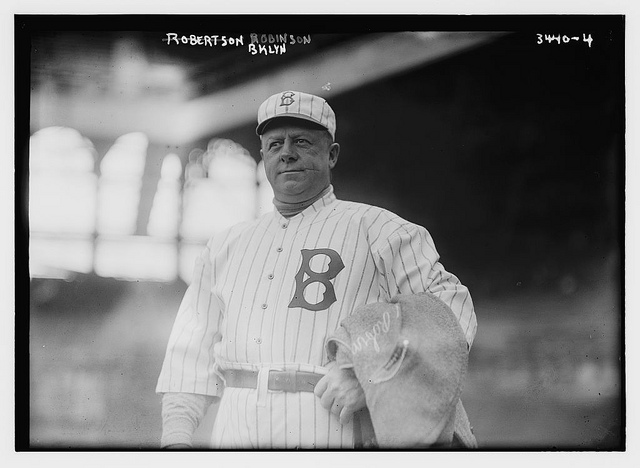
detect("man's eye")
[295,139,309,145]
[269,141,282,149]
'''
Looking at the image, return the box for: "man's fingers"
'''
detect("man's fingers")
[331,401,344,417]
[339,406,354,425]
[164,443,192,449]
[313,375,329,399]
[319,387,334,410]
[315,362,366,423]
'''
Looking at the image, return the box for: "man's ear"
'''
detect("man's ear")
[259,149,264,160]
[328,143,340,169]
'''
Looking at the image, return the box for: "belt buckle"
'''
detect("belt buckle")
[269,370,318,393]
[268,369,287,393]
[280,371,296,393]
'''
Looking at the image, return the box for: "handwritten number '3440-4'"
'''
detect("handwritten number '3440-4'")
[537,33,594,48]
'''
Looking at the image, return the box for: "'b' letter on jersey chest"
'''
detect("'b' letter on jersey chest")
[288,248,345,311]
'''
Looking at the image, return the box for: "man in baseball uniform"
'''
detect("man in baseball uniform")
[156,90,477,449]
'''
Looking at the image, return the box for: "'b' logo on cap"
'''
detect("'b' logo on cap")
[280,91,296,107]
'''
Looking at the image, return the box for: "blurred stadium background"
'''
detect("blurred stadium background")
[19,17,623,449]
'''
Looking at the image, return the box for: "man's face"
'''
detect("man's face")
[260,120,340,203]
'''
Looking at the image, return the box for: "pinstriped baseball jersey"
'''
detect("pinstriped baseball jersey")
[156,185,477,448]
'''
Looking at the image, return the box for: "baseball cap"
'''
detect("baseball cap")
[256,90,336,139]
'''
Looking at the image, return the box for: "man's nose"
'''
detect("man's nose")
[280,140,298,162]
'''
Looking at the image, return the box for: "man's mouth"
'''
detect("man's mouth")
[280,169,305,174]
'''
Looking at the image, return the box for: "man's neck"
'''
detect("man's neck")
[273,185,332,218]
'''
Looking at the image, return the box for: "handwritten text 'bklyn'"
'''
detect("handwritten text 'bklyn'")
[162,33,312,56]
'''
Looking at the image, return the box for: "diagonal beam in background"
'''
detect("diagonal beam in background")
[30,32,506,146]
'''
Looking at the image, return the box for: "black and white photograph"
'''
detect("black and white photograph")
[13,11,628,458]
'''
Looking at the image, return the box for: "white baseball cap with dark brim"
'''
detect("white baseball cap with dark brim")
[256,90,336,139]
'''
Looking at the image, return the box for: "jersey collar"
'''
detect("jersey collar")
[274,185,336,220]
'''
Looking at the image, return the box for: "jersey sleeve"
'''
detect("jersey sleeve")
[376,223,477,348]
[156,238,225,396]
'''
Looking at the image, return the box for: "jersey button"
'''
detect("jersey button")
[267,274,274,280]
[281,222,288,229]
[276,247,283,253]
[261,303,268,309]
[256,338,262,345]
